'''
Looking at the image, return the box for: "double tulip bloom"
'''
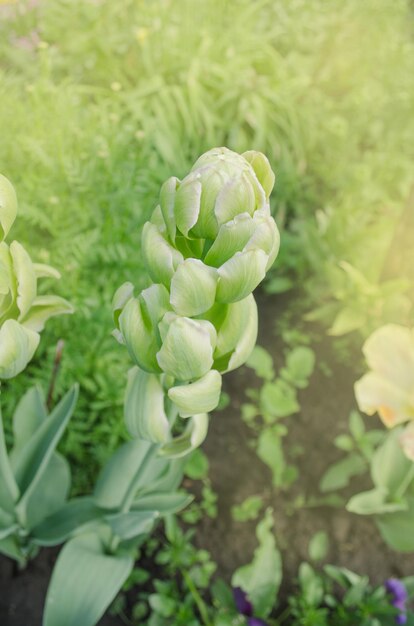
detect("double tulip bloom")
[354,324,414,461]
[113,147,280,455]
[0,175,72,380]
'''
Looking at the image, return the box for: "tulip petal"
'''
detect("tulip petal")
[170,259,217,316]
[33,263,61,280]
[156,316,216,381]
[216,249,268,303]
[191,169,223,239]
[112,282,134,327]
[174,176,201,237]
[160,176,179,241]
[124,367,169,443]
[0,174,17,242]
[204,213,257,267]
[168,370,222,417]
[119,284,170,373]
[214,173,256,226]
[362,325,414,392]
[354,372,414,427]
[10,241,36,318]
[243,214,280,271]
[213,295,258,372]
[242,151,275,199]
[142,222,183,287]
[159,413,209,458]
[19,295,74,332]
[0,319,40,379]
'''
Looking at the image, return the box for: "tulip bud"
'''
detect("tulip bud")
[115,147,280,455]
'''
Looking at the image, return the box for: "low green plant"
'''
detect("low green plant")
[345,324,414,552]
[319,410,385,493]
[242,344,315,489]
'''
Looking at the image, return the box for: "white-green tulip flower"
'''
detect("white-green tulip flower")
[0,319,39,379]
[0,174,17,242]
[354,324,414,428]
[0,175,73,379]
[114,147,279,456]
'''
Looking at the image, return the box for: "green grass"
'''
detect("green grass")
[1,0,413,491]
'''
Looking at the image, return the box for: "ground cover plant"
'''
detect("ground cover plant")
[1,0,414,624]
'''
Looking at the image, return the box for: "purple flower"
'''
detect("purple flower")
[385,578,408,625]
[233,588,269,626]
[247,619,269,626]
[233,587,253,616]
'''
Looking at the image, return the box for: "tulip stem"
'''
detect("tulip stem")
[46,339,65,411]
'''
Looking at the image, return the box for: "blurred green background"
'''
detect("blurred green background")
[1,0,413,491]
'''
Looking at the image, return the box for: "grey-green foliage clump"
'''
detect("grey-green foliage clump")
[113,147,279,456]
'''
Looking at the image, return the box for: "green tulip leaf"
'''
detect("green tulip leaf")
[43,532,134,626]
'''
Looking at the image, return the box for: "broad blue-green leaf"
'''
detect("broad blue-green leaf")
[159,413,209,458]
[377,498,414,552]
[11,385,47,457]
[170,259,217,317]
[168,370,222,417]
[32,497,104,546]
[43,532,134,626]
[12,385,78,513]
[0,319,40,379]
[371,428,413,493]
[142,222,183,287]
[124,367,169,443]
[157,316,216,381]
[0,535,21,561]
[0,505,16,539]
[20,295,73,332]
[137,457,184,496]
[24,453,71,530]
[216,249,267,303]
[0,174,17,241]
[105,510,157,540]
[232,509,281,618]
[93,439,154,510]
[347,488,407,515]
[133,491,192,514]
[10,241,36,318]
[242,151,275,198]
[0,405,19,512]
